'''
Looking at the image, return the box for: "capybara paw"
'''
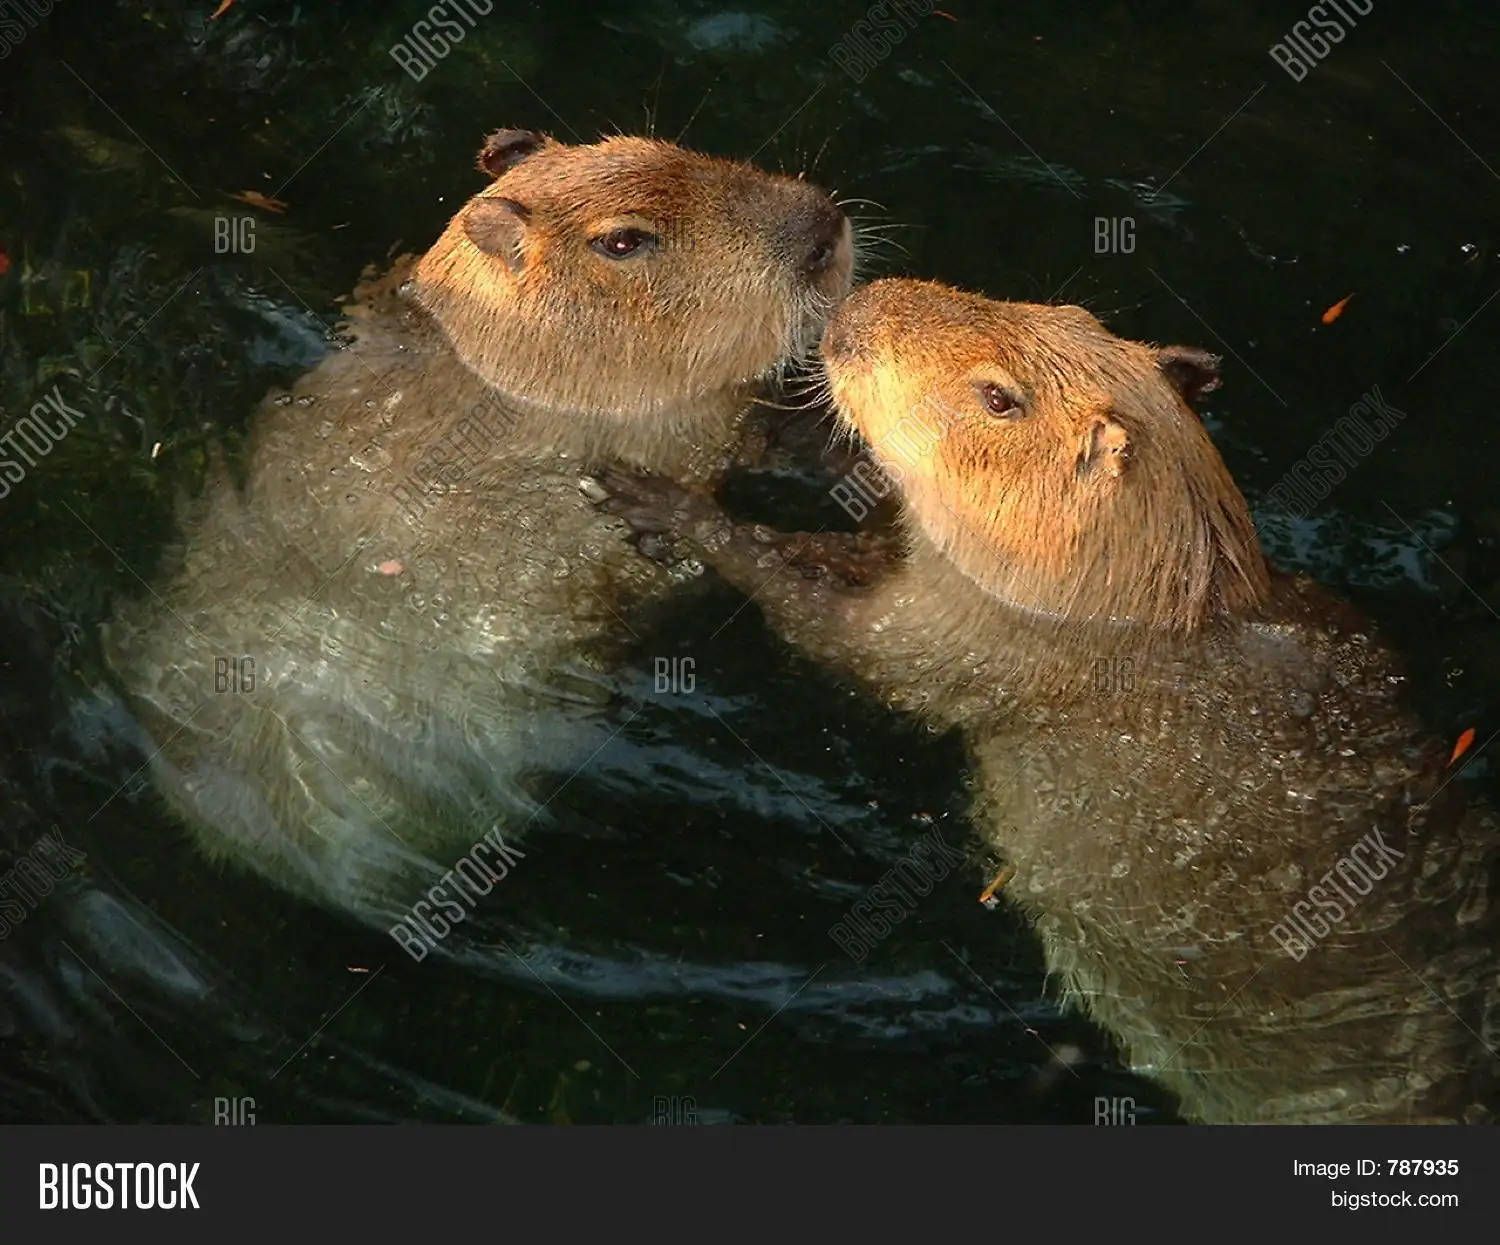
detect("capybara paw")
[586,469,716,553]
[744,529,896,589]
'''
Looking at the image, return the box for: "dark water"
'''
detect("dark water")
[2,0,1498,1124]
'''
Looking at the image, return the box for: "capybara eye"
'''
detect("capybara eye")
[977,382,1024,418]
[590,228,659,259]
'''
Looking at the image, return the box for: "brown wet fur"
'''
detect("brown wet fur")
[412,130,851,441]
[102,130,854,920]
[600,277,1500,1123]
[822,279,1269,636]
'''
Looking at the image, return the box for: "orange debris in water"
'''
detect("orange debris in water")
[1320,294,1353,324]
[1448,727,1477,767]
[978,865,1015,904]
[231,190,289,214]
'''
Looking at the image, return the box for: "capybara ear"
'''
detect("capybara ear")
[1156,345,1222,405]
[1078,416,1131,480]
[477,129,550,179]
[464,197,530,272]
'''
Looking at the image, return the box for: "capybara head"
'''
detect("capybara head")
[411,128,855,420]
[821,278,1269,631]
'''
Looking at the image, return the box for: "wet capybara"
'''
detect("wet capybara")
[598,277,1499,1123]
[102,129,854,940]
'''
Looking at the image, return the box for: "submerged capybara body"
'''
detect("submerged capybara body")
[102,129,852,926]
[604,278,1500,1122]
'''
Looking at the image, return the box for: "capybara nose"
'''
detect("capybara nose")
[821,310,854,361]
[788,195,849,279]
[821,285,873,361]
